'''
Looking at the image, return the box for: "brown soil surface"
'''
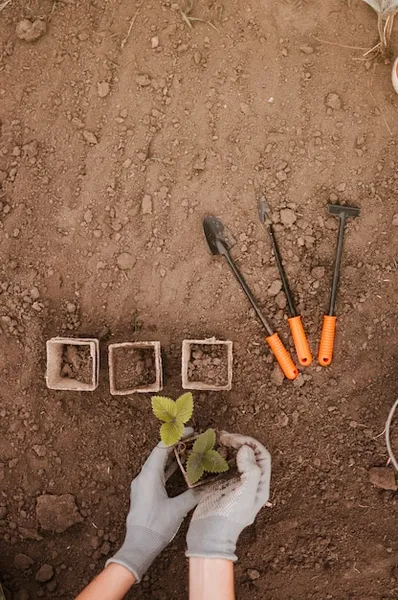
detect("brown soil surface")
[188,343,229,386]
[0,0,398,599]
[61,344,93,385]
[113,347,156,391]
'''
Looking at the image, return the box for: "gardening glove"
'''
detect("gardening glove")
[107,433,201,582]
[186,432,271,562]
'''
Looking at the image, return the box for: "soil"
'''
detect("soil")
[60,344,93,385]
[0,0,398,599]
[187,343,229,387]
[113,347,156,391]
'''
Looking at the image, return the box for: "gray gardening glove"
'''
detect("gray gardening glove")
[107,436,201,582]
[186,432,271,562]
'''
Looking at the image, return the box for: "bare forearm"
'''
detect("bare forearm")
[75,563,136,600]
[189,558,235,600]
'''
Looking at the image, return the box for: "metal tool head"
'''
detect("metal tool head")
[257,196,273,226]
[203,216,234,256]
[328,204,360,219]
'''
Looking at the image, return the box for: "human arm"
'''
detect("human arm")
[187,432,271,600]
[77,437,201,598]
[189,558,235,600]
[75,563,135,600]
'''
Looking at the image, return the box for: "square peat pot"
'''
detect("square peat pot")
[108,341,163,395]
[182,338,233,391]
[46,337,99,391]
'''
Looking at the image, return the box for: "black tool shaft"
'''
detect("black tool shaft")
[267,224,297,317]
[223,251,274,336]
[328,213,346,315]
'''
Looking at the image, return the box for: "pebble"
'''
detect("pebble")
[151,36,159,49]
[136,74,151,87]
[117,252,136,270]
[336,182,346,192]
[35,564,54,583]
[268,280,282,296]
[392,214,398,226]
[33,445,47,457]
[193,51,202,65]
[240,102,250,115]
[16,19,46,42]
[97,82,110,98]
[30,287,40,300]
[141,194,153,215]
[325,92,342,110]
[369,467,397,491]
[280,208,297,227]
[84,209,93,224]
[14,553,34,571]
[299,44,314,54]
[247,568,260,580]
[66,302,76,313]
[82,130,98,145]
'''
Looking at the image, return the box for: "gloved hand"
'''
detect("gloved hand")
[186,432,271,562]
[107,437,201,582]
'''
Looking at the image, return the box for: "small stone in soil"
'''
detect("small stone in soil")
[188,344,229,387]
[14,553,34,571]
[113,347,156,391]
[325,92,342,110]
[60,344,92,384]
[247,568,260,580]
[36,494,83,533]
[35,564,54,583]
[16,19,46,42]
[280,208,296,227]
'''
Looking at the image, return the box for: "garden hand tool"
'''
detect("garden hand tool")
[203,216,298,380]
[258,197,312,366]
[318,204,360,367]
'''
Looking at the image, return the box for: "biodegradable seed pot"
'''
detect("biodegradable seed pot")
[108,341,163,395]
[151,392,235,488]
[181,338,233,391]
[46,337,99,391]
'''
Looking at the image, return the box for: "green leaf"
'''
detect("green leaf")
[192,429,216,454]
[202,449,229,474]
[160,421,184,446]
[186,451,205,485]
[175,392,194,424]
[152,396,177,423]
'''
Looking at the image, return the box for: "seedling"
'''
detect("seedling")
[151,393,229,486]
[362,0,398,59]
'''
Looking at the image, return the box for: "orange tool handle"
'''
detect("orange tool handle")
[288,316,312,367]
[318,315,337,367]
[266,333,298,380]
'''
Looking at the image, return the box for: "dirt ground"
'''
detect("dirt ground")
[0,0,398,598]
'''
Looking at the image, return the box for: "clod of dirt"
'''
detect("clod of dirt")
[392,213,398,226]
[35,564,54,583]
[97,82,110,98]
[136,74,151,87]
[270,365,284,387]
[325,92,342,110]
[247,568,260,580]
[280,208,297,227]
[116,252,136,270]
[141,194,153,214]
[113,347,156,391]
[32,445,46,457]
[268,280,282,296]
[13,554,34,571]
[369,467,397,491]
[60,344,92,384]
[311,266,325,280]
[299,45,314,54]
[188,344,228,386]
[36,494,83,533]
[16,19,46,43]
[151,36,159,49]
[0,505,7,519]
[82,130,98,145]
[14,590,29,600]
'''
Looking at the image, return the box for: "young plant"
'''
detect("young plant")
[362,0,398,58]
[186,428,229,485]
[151,392,194,446]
